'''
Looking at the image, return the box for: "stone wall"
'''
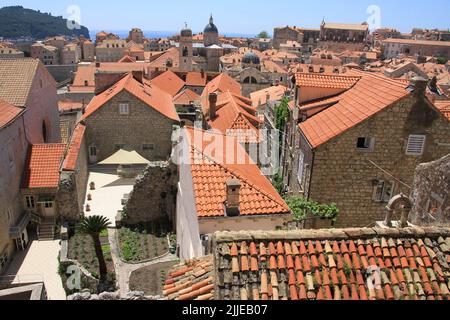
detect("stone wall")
[411,154,450,226]
[45,65,78,83]
[83,90,178,164]
[123,161,178,226]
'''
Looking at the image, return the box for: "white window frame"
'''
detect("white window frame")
[25,195,36,209]
[406,134,426,156]
[373,181,395,203]
[119,103,130,115]
[297,151,305,186]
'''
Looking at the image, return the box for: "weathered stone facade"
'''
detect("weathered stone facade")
[83,90,178,163]
[411,154,450,226]
[123,161,178,226]
[286,94,450,228]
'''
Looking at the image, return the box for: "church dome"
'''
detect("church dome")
[204,15,218,34]
[181,24,192,37]
[242,51,261,65]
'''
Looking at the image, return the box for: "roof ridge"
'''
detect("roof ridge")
[190,144,290,213]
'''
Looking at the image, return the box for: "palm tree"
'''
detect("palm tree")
[77,216,111,281]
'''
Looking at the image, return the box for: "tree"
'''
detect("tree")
[77,216,111,281]
[257,31,269,39]
[437,57,448,65]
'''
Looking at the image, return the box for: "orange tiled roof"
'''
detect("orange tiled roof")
[62,124,86,171]
[0,58,44,107]
[58,99,84,113]
[299,71,409,148]
[293,73,360,89]
[204,91,262,143]
[149,48,180,70]
[80,73,179,122]
[22,144,67,189]
[185,127,290,218]
[186,72,207,87]
[69,64,95,93]
[213,227,450,300]
[0,98,23,129]
[163,256,215,300]
[151,70,185,97]
[434,100,450,121]
[118,55,136,63]
[202,73,241,98]
[250,85,288,107]
[173,89,199,106]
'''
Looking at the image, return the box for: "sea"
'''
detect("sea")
[89,30,257,40]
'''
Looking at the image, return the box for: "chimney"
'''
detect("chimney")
[209,93,218,119]
[410,76,428,97]
[225,179,241,217]
[132,70,144,83]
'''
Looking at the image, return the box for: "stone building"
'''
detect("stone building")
[382,38,450,59]
[0,59,61,272]
[95,31,119,45]
[0,44,24,59]
[320,21,369,43]
[283,71,450,228]
[79,72,180,164]
[30,43,59,66]
[273,25,320,53]
[80,40,95,62]
[221,51,289,97]
[95,40,130,62]
[61,43,81,65]
[128,28,144,44]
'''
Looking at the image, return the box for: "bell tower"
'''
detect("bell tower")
[179,23,193,72]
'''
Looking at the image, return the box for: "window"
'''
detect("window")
[89,146,97,157]
[406,134,426,156]
[142,144,154,151]
[7,208,13,224]
[25,195,35,209]
[356,137,375,151]
[8,141,14,168]
[0,249,8,272]
[119,103,129,115]
[297,151,305,186]
[373,180,395,203]
[42,120,48,142]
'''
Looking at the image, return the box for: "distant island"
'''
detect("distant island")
[0,6,90,40]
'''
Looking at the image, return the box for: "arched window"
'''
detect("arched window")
[243,76,257,84]
[183,47,189,57]
[42,120,48,142]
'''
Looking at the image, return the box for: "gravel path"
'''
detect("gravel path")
[108,228,178,298]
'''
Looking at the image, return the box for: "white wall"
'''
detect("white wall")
[199,215,291,235]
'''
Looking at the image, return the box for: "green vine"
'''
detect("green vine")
[284,196,340,222]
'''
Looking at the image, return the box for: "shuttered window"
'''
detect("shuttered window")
[406,135,426,156]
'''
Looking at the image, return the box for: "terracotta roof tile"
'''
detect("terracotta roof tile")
[152,70,185,97]
[210,228,450,300]
[22,144,66,189]
[186,72,207,87]
[163,256,214,300]
[173,88,199,106]
[434,100,450,121]
[62,124,86,171]
[0,59,45,107]
[0,98,23,129]
[69,64,95,93]
[184,127,290,218]
[293,72,360,90]
[80,73,179,122]
[202,73,241,98]
[299,71,410,148]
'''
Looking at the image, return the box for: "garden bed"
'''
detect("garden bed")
[118,222,170,263]
[67,229,115,282]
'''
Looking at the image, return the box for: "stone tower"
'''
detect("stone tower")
[179,23,193,72]
[204,15,219,47]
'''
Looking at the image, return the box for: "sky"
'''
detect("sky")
[1,0,449,35]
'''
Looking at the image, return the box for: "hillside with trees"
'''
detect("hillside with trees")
[0,6,90,39]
